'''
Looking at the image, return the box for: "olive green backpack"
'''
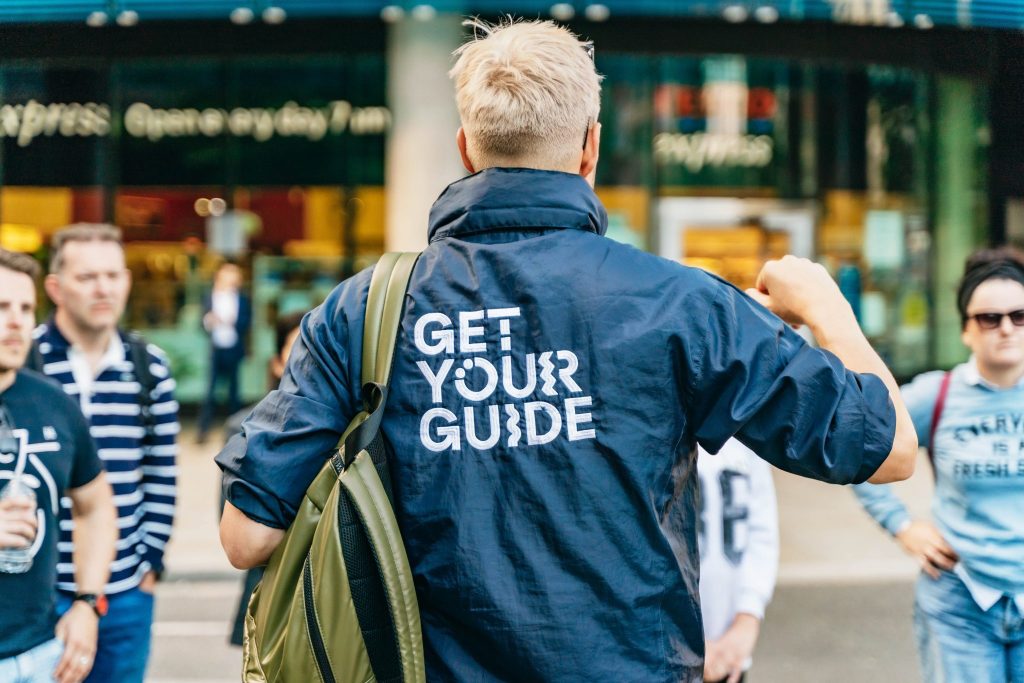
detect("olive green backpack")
[242,252,425,683]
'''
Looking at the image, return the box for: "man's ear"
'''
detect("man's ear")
[456,127,476,174]
[43,273,61,307]
[579,121,601,186]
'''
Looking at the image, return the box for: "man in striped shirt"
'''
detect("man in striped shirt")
[35,224,179,683]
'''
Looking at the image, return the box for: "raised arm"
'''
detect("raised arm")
[745,256,917,483]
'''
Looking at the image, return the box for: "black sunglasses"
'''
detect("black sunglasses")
[968,309,1024,330]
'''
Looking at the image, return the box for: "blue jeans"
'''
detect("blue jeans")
[56,587,155,683]
[0,638,63,683]
[915,570,1024,682]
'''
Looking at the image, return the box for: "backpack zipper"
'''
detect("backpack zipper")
[303,555,337,683]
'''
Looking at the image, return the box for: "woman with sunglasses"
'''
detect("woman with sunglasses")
[854,245,1024,682]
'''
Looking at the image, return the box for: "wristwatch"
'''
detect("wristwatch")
[74,593,108,618]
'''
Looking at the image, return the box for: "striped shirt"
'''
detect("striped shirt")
[34,321,179,596]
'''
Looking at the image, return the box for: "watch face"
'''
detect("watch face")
[95,595,108,617]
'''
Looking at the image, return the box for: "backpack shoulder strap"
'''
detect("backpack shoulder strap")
[927,370,953,475]
[124,331,160,440]
[335,252,419,467]
[362,252,419,387]
[125,331,158,402]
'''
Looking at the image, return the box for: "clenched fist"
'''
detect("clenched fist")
[745,255,856,330]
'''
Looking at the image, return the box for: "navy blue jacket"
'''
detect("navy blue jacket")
[218,168,896,682]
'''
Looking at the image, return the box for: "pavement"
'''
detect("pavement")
[148,425,935,681]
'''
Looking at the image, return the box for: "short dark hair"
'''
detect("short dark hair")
[275,312,306,357]
[50,223,123,273]
[957,245,1024,327]
[0,248,42,281]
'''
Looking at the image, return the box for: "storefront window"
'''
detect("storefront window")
[0,52,389,401]
[595,53,988,377]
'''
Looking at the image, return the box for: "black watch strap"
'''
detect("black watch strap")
[73,593,105,617]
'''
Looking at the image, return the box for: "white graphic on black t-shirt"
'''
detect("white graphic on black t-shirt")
[0,429,60,560]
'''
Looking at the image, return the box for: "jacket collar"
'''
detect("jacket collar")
[427,167,608,243]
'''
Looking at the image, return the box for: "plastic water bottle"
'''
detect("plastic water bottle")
[0,475,36,574]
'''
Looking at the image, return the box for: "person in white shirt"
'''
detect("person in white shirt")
[698,439,779,683]
[198,262,250,443]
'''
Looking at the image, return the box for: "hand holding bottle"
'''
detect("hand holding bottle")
[0,490,36,549]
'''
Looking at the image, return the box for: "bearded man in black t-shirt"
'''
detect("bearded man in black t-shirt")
[0,250,117,683]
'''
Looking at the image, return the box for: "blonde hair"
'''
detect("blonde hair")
[449,18,602,170]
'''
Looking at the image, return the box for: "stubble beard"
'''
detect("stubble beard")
[66,305,120,337]
[0,348,27,374]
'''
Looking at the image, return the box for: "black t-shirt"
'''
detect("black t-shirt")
[0,370,102,659]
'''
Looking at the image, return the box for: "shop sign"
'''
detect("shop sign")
[0,101,112,147]
[653,82,776,172]
[653,132,773,172]
[124,101,390,142]
[650,56,782,189]
[0,98,390,147]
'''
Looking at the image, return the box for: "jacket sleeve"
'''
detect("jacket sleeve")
[216,272,369,529]
[850,370,945,535]
[139,349,179,575]
[735,456,779,620]
[681,276,897,485]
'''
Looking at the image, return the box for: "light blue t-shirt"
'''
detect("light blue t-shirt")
[853,359,1024,596]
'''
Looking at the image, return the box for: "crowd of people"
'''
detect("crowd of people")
[0,16,1021,683]
[0,225,180,683]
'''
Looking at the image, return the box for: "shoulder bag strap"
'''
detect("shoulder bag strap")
[362,252,419,387]
[927,370,953,477]
[339,252,419,468]
[126,331,157,402]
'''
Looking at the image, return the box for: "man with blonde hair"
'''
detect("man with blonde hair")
[219,19,916,681]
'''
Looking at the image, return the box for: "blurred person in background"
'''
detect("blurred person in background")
[197,261,251,444]
[218,19,917,681]
[35,225,179,683]
[698,440,778,683]
[221,311,303,647]
[0,249,117,683]
[854,246,1024,682]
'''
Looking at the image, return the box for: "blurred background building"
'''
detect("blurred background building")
[0,0,1020,403]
